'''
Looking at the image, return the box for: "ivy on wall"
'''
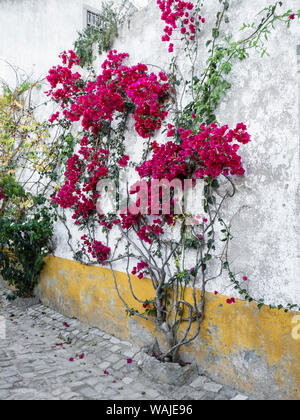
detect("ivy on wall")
[74,0,135,68]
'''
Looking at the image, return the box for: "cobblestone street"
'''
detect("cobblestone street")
[0,285,250,401]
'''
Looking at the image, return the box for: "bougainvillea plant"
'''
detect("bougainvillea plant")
[48,0,300,361]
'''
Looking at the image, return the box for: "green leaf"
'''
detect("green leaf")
[211,179,219,189]
[212,29,220,39]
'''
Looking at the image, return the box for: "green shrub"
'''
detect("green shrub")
[0,187,55,298]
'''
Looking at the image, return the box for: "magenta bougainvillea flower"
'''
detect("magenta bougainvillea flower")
[46,50,169,139]
[118,155,130,168]
[226,298,236,305]
[157,0,205,53]
[0,183,5,200]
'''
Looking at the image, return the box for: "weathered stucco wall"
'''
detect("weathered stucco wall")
[1,0,300,399]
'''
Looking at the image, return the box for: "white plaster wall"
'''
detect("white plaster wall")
[0,0,101,84]
[216,0,300,306]
[1,0,300,308]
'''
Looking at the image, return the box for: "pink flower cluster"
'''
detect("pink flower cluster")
[0,183,5,200]
[157,0,205,52]
[114,122,250,241]
[114,56,169,138]
[49,112,60,123]
[46,51,81,105]
[137,122,251,181]
[120,212,139,230]
[226,298,236,305]
[118,155,130,168]
[61,50,81,68]
[47,50,169,138]
[132,260,149,279]
[137,222,164,245]
[52,138,109,223]
[81,235,111,265]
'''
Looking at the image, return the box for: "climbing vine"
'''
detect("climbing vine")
[47,0,300,361]
[74,0,136,68]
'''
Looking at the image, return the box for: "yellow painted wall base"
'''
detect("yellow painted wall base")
[37,255,300,400]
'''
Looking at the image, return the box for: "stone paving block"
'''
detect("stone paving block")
[220,387,238,399]
[0,380,13,389]
[61,392,79,400]
[1,368,19,377]
[101,387,120,398]
[122,392,145,400]
[69,382,86,391]
[0,390,10,400]
[99,361,111,370]
[123,350,135,359]
[81,376,100,387]
[106,353,121,364]
[94,382,109,393]
[119,340,133,347]
[143,388,160,399]
[0,361,13,368]
[102,334,112,340]
[122,377,134,385]
[201,391,219,400]
[190,375,208,389]
[111,345,121,353]
[110,337,121,344]
[202,382,223,393]
[231,394,249,400]
[185,391,206,400]
[214,394,229,400]
[76,385,98,399]
[92,330,104,337]
[114,359,127,370]
[51,387,72,397]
